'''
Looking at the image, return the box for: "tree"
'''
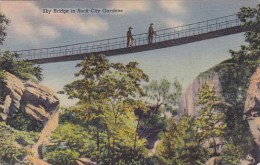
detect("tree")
[0,122,38,164]
[45,123,92,165]
[143,78,182,115]
[211,4,260,162]
[62,54,148,103]
[216,143,244,165]
[195,83,226,157]
[0,12,10,46]
[0,12,42,83]
[45,149,80,165]
[157,116,208,165]
[0,52,42,82]
[136,78,182,150]
[56,54,150,164]
[157,84,226,164]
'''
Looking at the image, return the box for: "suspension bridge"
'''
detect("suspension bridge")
[2,14,259,64]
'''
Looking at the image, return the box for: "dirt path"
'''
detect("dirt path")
[32,111,59,158]
[25,111,59,165]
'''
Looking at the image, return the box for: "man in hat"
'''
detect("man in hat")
[127,27,134,47]
[148,23,156,44]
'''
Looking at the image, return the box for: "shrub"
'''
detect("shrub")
[45,149,80,165]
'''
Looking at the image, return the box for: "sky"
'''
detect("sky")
[0,0,259,106]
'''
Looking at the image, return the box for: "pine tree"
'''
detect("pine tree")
[0,12,9,46]
[157,116,208,165]
[195,83,226,157]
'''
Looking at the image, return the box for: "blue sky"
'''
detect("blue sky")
[0,0,259,106]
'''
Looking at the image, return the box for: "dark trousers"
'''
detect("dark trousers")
[148,35,153,44]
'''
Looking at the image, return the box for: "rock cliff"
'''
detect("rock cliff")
[0,71,60,164]
[0,72,59,126]
[244,67,260,162]
[180,67,260,164]
[179,71,221,116]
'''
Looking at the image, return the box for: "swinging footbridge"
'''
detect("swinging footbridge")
[2,14,259,64]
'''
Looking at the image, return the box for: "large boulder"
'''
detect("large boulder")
[0,72,59,126]
[23,81,59,112]
[1,72,25,115]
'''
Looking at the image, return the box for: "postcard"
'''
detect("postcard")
[0,0,259,165]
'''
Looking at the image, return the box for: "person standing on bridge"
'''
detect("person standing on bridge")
[127,27,134,47]
[148,23,157,44]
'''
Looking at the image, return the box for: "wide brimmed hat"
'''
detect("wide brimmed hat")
[150,23,154,25]
[129,27,133,29]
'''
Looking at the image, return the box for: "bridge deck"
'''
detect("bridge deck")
[2,14,258,64]
[30,25,256,64]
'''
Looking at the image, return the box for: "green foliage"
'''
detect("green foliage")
[138,78,182,149]
[0,70,5,103]
[45,149,80,165]
[137,112,167,140]
[62,54,148,103]
[195,83,226,156]
[203,4,260,162]
[216,143,243,165]
[0,52,43,124]
[237,4,260,58]
[157,84,227,164]
[0,142,27,164]
[183,4,260,163]
[54,54,150,164]
[45,122,98,165]
[0,12,41,164]
[213,61,254,161]
[0,70,4,81]
[46,123,93,155]
[157,116,209,165]
[0,12,10,46]
[0,122,38,163]
[0,52,42,82]
[143,78,182,115]
[6,109,43,132]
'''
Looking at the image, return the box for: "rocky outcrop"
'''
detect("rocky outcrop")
[0,72,60,165]
[244,67,260,162]
[1,72,25,115]
[179,71,221,115]
[180,66,260,164]
[179,71,225,162]
[23,81,59,112]
[0,72,59,125]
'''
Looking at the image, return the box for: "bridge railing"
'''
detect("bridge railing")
[2,14,243,61]
[153,14,241,42]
